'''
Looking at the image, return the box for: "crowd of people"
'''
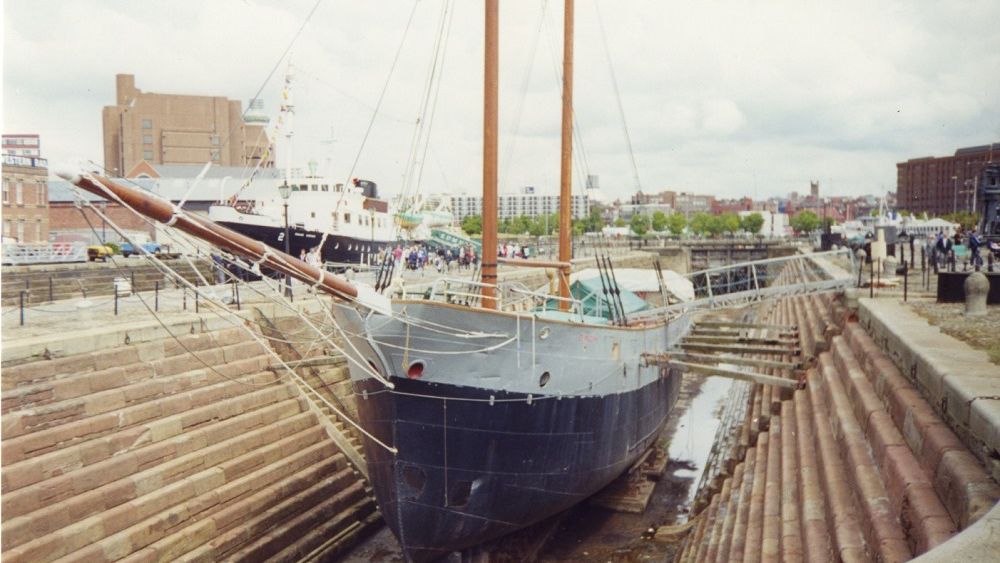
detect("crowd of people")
[928,228,997,270]
[386,243,480,275]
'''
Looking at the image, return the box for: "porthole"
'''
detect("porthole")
[539,371,551,387]
[538,327,551,340]
[407,361,425,379]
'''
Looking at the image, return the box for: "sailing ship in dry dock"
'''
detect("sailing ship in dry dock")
[58,1,687,560]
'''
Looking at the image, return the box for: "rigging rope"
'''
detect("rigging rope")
[594,1,642,192]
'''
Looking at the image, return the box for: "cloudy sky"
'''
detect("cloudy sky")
[4,0,999,202]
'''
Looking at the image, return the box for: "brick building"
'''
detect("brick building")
[897,143,999,217]
[2,135,50,243]
[102,74,273,176]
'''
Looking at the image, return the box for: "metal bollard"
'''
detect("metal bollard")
[131,271,136,295]
[183,289,187,310]
[235,282,241,311]
[114,287,119,316]
[903,262,908,302]
[48,276,53,302]
[870,259,874,298]
[195,290,199,313]
[155,281,160,312]
[20,290,26,326]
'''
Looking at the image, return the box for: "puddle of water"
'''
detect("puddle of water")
[666,375,734,506]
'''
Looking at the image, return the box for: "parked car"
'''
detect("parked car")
[86,244,115,261]
[121,241,161,257]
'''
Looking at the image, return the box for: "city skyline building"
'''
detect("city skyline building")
[102,74,273,176]
[896,143,998,217]
[2,134,50,243]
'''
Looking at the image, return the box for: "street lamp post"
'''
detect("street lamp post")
[278,181,292,298]
[952,175,958,214]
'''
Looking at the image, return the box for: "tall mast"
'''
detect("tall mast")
[558,0,575,309]
[481,0,499,309]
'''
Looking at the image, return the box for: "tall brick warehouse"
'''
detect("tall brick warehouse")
[896,143,999,217]
[102,74,273,176]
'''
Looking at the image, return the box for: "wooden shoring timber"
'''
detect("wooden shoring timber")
[662,359,802,390]
[679,342,800,356]
[695,320,798,331]
[689,328,799,338]
[681,335,799,346]
[672,352,802,371]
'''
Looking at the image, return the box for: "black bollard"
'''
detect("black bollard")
[155,281,160,312]
[903,262,908,302]
[131,271,136,295]
[870,259,874,298]
[20,290,25,326]
[183,289,187,311]
[49,276,53,302]
[195,290,199,313]
[235,282,241,311]
[114,287,119,316]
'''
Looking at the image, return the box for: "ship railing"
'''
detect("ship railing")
[428,277,588,319]
[631,248,853,322]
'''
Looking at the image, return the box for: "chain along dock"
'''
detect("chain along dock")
[3,246,999,562]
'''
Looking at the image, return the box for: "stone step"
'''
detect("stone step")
[127,454,352,562]
[828,337,955,553]
[1,327,253,391]
[2,332,261,412]
[2,374,288,472]
[793,392,833,562]
[229,482,373,563]
[2,349,272,439]
[804,370,869,561]
[4,429,336,563]
[2,409,317,549]
[2,398,308,522]
[841,323,1000,530]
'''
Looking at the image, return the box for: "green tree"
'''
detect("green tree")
[584,205,605,232]
[651,210,668,232]
[689,212,711,236]
[461,215,482,235]
[740,212,765,235]
[630,214,650,235]
[790,210,820,234]
[719,213,740,235]
[942,211,979,231]
[613,217,627,227]
[666,213,687,236]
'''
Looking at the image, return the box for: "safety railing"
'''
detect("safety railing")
[1,242,88,265]
[632,249,854,321]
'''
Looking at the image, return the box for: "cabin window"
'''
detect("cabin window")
[291,185,299,192]
[311,184,319,191]
[335,183,343,192]
[321,184,329,192]
[344,213,351,224]
[299,184,308,191]
[310,212,316,218]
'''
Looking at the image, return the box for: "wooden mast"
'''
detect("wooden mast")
[558,0,575,309]
[481,0,499,309]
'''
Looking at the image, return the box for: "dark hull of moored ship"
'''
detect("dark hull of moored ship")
[215,220,393,266]
[333,301,690,562]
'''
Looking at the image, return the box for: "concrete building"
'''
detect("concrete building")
[897,143,999,217]
[102,74,273,176]
[451,193,590,221]
[2,135,50,243]
[3,134,41,158]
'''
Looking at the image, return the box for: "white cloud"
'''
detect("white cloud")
[3,0,999,202]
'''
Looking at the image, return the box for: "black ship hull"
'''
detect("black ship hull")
[215,221,393,266]
[354,371,681,562]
